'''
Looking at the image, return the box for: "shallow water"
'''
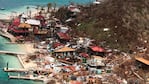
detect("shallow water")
[0,0,94,19]
[0,0,94,83]
[0,36,43,84]
[0,0,93,9]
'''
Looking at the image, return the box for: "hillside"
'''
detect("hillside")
[55,0,149,52]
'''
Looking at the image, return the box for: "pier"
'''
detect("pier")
[0,50,26,55]
[9,75,45,82]
[3,67,28,72]
[4,67,45,82]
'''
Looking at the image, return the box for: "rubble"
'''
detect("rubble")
[3,0,149,84]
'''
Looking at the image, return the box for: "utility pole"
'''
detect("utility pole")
[6,62,9,70]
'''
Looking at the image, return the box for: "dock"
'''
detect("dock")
[0,50,26,55]
[9,75,46,82]
[3,67,28,72]
[5,67,48,82]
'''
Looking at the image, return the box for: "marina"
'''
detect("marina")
[3,67,28,72]
[0,0,148,84]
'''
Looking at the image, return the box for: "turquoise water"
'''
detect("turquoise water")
[0,1,94,84]
[0,36,23,52]
[0,54,22,68]
[0,0,94,19]
[0,36,43,84]
[0,0,93,9]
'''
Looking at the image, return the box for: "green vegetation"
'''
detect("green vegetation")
[47,3,52,13]
[55,0,149,52]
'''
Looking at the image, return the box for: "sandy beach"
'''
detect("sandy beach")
[0,5,48,69]
[0,5,40,20]
[17,43,38,69]
[19,43,36,54]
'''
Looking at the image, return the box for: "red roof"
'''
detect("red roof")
[70,81,83,84]
[11,28,29,33]
[35,15,44,20]
[57,32,71,40]
[90,46,104,52]
[12,18,20,26]
[53,42,64,48]
[79,53,89,58]
[8,25,13,30]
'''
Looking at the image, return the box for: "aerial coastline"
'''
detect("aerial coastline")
[0,0,149,84]
[0,1,96,84]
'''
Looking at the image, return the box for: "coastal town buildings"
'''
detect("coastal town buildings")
[0,1,148,84]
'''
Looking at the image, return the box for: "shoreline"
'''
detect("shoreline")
[0,19,11,23]
[17,55,25,68]
[0,1,95,84]
[0,39,38,69]
[0,5,39,20]
[17,43,38,69]
[0,43,37,69]
[0,0,94,20]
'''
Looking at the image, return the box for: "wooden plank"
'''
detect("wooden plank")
[135,56,149,65]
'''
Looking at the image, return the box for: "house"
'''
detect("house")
[25,19,40,26]
[79,52,89,63]
[35,15,46,28]
[56,32,71,43]
[54,46,76,57]
[53,42,64,48]
[93,0,102,5]
[59,26,69,33]
[53,46,80,64]
[68,4,80,13]
[87,55,105,68]
[88,46,105,56]
[8,23,31,36]
[12,18,20,26]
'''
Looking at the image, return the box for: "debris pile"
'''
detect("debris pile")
[55,0,149,52]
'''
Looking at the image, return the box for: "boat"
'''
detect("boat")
[0,8,5,10]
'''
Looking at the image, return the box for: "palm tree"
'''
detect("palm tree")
[53,2,57,12]
[36,5,40,13]
[40,6,45,13]
[47,2,52,13]
[26,6,30,16]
